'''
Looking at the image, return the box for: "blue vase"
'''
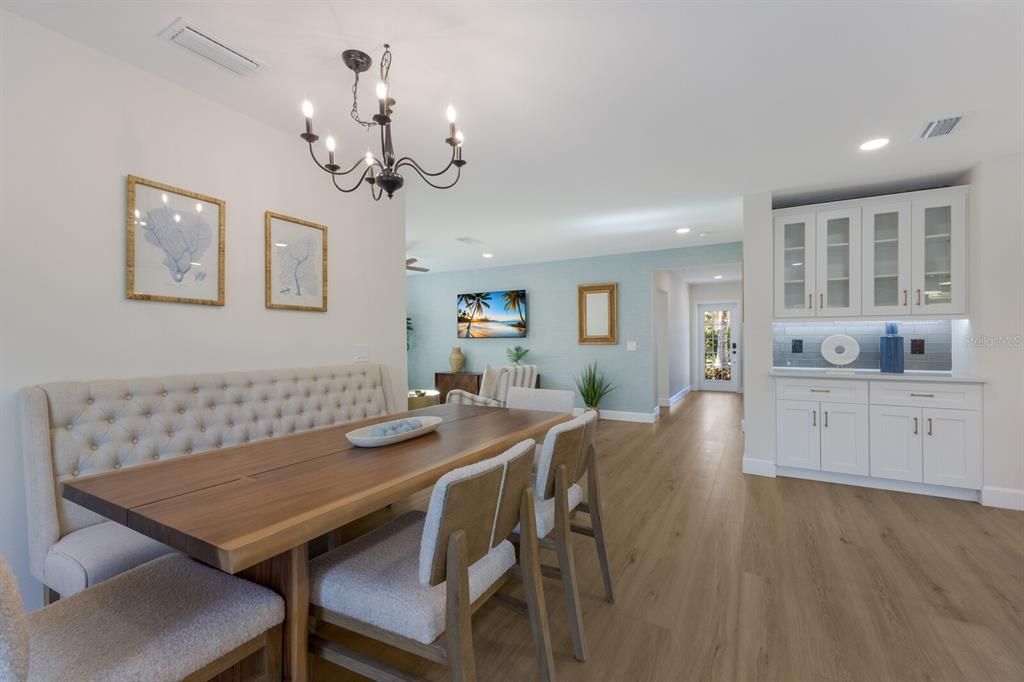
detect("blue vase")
[880,323,904,373]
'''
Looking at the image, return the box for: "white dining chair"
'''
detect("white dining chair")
[308,439,556,681]
[0,553,284,682]
[506,387,575,413]
[513,409,613,663]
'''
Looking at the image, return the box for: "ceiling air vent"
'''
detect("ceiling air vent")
[916,116,962,139]
[163,18,264,76]
[456,237,485,246]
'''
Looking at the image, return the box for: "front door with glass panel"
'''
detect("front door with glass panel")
[698,303,739,391]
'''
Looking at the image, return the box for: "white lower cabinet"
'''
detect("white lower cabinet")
[775,376,984,496]
[923,408,982,488]
[869,405,924,482]
[776,400,821,469]
[820,402,869,475]
[776,399,868,474]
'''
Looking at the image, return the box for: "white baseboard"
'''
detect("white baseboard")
[659,386,691,407]
[742,457,777,477]
[777,466,980,503]
[573,407,658,424]
[981,486,1024,510]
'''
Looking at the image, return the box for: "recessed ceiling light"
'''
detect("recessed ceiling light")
[859,137,889,151]
[676,228,691,234]
[482,253,493,259]
[713,275,723,280]
[274,242,288,248]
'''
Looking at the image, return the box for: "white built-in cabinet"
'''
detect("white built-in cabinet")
[776,376,984,495]
[774,186,968,318]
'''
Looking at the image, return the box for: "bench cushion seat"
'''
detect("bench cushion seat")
[310,511,515,645]
[43,521,174,598]
[27,554,283,682]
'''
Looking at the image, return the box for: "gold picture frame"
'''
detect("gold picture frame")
[265,211,328,312]
[127,175,226,306]
[578,282,618,344]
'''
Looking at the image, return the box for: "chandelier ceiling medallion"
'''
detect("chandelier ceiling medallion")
[300,44,466,201]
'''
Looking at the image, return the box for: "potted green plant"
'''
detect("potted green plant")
[506,345,530,365]
[575,362,617,417]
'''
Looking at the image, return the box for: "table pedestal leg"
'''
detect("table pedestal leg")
[242,544,309,682]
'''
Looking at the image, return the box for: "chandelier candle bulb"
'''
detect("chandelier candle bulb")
[447,105,457,138]
[300,99,318,143]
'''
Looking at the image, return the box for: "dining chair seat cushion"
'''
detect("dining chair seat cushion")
[43,521,174,597]
[310,511,516,645]
[514,482,584,539]
[26,554,284,682]
[0,558,29,682]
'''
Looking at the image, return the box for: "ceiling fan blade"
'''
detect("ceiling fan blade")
[407,266,430,272]
[406,258,418,265]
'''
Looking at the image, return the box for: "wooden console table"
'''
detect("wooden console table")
[434,372,482,403]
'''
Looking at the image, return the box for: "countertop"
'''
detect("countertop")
[770,368,985,384]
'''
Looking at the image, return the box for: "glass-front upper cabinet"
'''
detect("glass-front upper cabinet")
[862,202,911,316]
[814,208,861,317]
[911,189,967,315]
[774,214,816,318]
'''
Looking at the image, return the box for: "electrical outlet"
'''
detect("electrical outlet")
[910,339,925,355]
[354,344,369,363]
[626,340,637,351]
[791,339,803,353]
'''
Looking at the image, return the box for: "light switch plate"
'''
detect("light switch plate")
[626,340,637,351]
[354,344,369,363]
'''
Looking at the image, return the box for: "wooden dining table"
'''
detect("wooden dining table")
[62,402,569,681]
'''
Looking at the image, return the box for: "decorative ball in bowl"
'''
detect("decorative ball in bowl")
[346,416,443,447]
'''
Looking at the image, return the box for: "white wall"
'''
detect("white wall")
[740,192,775,474]
[652,270,692,404]
[0,12,408,607]
[689,281,744,390]
[958,154,1024,508]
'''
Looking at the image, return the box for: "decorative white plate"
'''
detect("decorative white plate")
[821,334,860,366]
[345,416,443,448]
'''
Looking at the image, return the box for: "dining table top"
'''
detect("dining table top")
[62,402,570,574]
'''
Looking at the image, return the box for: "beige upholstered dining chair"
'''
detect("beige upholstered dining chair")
[506,387,576,413]
[307,439,556,681]
[513,409,613,662]
[446,364,538,407]
[0,553,284,682]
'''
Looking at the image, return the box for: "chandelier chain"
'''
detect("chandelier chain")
[349,45,393,129]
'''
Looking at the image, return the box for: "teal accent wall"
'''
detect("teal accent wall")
[407,242,743,414]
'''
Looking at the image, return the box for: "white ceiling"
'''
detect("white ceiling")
[5,1,1021,273]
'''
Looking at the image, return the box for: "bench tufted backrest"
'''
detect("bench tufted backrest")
[19,364,394,579]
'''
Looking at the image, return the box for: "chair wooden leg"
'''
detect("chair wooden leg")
[587,450,615,603]
[445,530,476,682]
[520,488,556,681]
[264,624,284,681]
[554,465,588,662]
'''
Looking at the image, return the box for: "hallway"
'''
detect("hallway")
[320,391,1024,681]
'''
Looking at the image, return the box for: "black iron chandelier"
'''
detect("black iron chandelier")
[299,44,465,201]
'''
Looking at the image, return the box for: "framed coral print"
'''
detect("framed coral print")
[265,211,328,312]
[126,175,225,306]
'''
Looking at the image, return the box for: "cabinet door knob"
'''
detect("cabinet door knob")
[927,417,933,436]
[913,417,919,435]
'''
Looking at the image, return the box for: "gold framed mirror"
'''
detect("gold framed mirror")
[578,283,618,344]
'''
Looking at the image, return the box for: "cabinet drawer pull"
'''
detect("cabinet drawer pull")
[810,388,831,393]
[913,417,918,435]
[910,393,935,398]
[812,410,816,427]
[928,417,933,436]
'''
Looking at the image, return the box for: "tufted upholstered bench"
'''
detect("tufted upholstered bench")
[19,364,395,600]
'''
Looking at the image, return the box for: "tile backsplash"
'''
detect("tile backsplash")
[772,320,952,371]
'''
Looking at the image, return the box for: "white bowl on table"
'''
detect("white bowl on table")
[346,416,444,447]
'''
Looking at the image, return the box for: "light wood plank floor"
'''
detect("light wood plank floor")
[316,391,1024,681]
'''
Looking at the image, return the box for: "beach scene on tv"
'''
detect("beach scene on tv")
[457,290,527,338]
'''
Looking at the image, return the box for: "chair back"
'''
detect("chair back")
[506,387,575,413]
[0,556,30,682]
[492,365,538,402]
[418,440,535,586]
[535,411,598,501]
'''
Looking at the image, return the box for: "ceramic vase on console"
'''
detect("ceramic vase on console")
[879,322,904,373]
[449,346,465,373]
